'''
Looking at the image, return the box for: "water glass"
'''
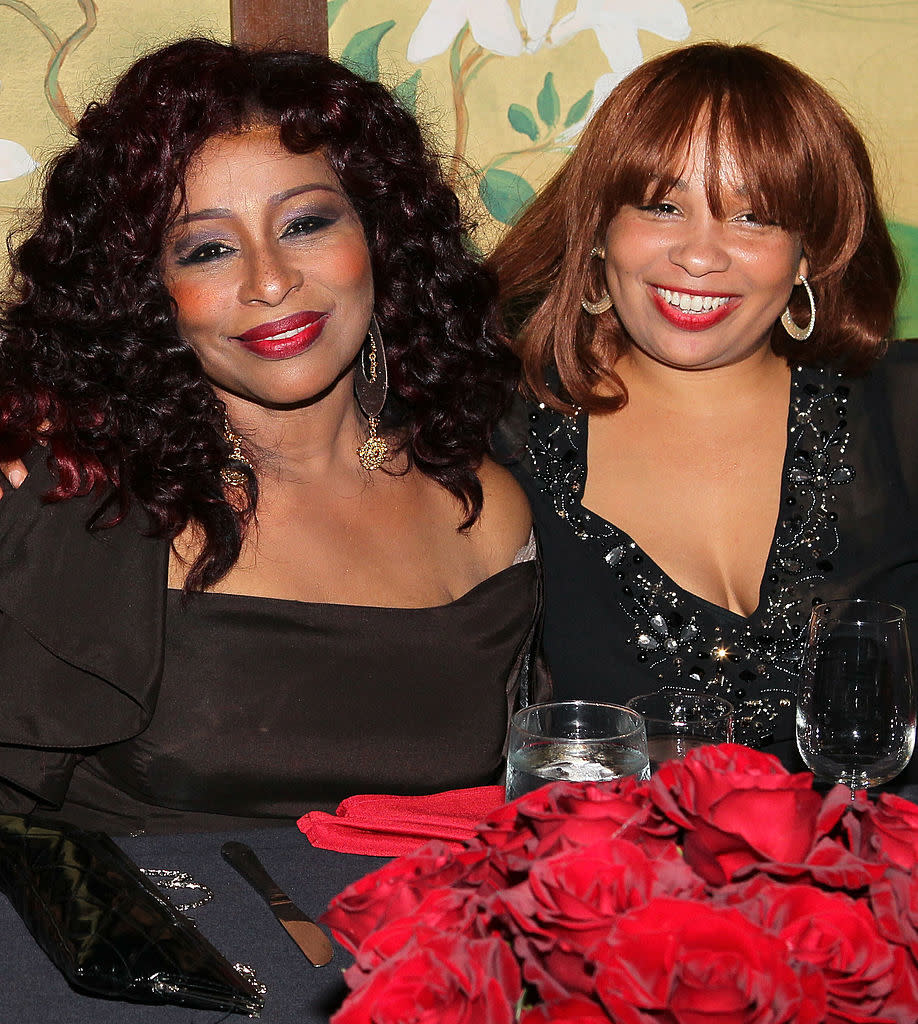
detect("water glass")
[505,700,649,801]
[796,599,916,793]
[627,690,734,772]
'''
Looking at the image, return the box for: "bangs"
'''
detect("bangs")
[594,52,823,236]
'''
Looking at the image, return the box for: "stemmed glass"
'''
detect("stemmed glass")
[796,600,916,795]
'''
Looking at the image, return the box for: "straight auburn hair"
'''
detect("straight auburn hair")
[489,42,901,413]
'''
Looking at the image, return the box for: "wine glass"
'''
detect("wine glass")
[796,599,916,794]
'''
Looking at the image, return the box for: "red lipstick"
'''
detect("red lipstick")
[650,286,737,333]
[236,311,328,359]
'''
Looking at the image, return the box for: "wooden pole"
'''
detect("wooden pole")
[230,0,328,54]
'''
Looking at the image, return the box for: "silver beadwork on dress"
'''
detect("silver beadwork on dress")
[526,365,854,745]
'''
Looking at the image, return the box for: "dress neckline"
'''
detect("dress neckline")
[578,400,790,625]
[167,556,535,613]
[526,363,855,742]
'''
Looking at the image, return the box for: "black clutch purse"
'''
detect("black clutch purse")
[0,813,263,1015]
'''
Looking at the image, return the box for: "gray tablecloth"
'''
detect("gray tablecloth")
[4,753,917,1023]
[1,825,388,1024]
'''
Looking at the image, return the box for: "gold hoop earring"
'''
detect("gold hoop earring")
[781,275,816,342]
[581,294,614,315]
[581,245,613,315]
[221,413,251,487]
[354,316,389,471]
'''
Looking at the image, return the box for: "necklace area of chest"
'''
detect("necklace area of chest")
[527,367,855,744]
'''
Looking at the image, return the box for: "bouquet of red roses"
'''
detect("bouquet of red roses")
[321,745,918,1024]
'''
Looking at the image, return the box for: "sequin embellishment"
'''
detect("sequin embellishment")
[526,366,854,744]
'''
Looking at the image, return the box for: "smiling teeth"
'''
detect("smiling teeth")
[262,325,309,342]
[656,288,729,313]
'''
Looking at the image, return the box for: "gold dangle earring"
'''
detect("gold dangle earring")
[221,413,252,487]
[581,246,613,315]
[354,316,389,471]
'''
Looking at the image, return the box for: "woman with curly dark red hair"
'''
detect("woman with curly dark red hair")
[0,38,537,832]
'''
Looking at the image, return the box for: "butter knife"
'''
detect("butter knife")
[221,841,334,968]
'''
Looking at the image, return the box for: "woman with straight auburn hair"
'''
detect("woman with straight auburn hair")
[491,42,915,754]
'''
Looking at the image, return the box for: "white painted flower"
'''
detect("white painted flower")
[520,0,558,51]
[408,0,689,71]
[551,0,689,76]
[406,0,691,141]
[407,0,524,62]
[551,0,690,135]
[0,138,38,182]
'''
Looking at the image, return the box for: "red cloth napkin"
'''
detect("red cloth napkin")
[297,785,505,856]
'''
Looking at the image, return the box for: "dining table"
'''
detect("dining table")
[3,743,918,1024]
[1,823,389,1024]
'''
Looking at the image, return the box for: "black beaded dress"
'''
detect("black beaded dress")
[512,342,918,762]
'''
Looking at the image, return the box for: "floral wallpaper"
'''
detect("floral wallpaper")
[329,0,918,337]
[0,0,228,237]
[1,1,916,335]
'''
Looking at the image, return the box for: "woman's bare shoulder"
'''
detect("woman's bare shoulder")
[475,456,532,557]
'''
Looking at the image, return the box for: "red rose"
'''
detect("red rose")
[884,946,918,1024]
[346,920,446,989]
[345,889,490,985]
[644,744,824,885]
[331,934,521,1024]
[728,878,898,1022]
[502,837,702,951]
[497,838,703,1000]
[735,836,887,892]
[477,800,542,868]
[508,780,674,859]
[802,837,888,889]
[518,995,612,1022]
[649,744,807,828]
[855,792,918,870]
[322,841,508,953]
[592,898,826,1024]
[870,866,918,951]
[681,786,826,885]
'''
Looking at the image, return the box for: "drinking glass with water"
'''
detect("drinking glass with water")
[505,700,649,801]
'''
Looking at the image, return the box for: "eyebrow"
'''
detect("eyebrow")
[644,174,687,194]
[653,176,750,197]
[177,183,344,224]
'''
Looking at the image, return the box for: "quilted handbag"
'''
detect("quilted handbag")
[0,813,263,1014]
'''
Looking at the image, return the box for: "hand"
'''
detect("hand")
[0,459,27,491]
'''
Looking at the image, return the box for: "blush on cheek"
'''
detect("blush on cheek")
[328,247,374,290]
[165,280,218,335]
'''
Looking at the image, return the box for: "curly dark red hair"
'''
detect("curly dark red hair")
[490,42,901,414]
[1,38,517,589]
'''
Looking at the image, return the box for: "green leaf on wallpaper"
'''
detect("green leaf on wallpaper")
[564,90,593,128]
[341,21,395,81]
[327,0,348,28]
[479,169,536,225]
[508,104,539,141]
[890,221,918,339]
[394,70,422,115]
[537,73,560,128]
